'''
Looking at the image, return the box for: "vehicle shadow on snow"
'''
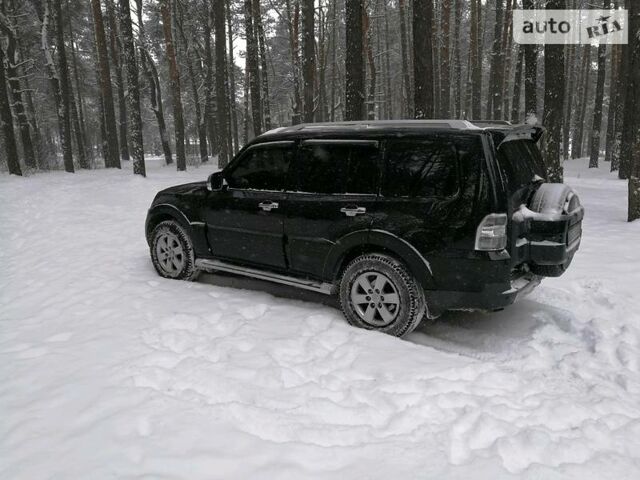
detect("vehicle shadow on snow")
[410,299,584,358]
[198,271,579,358]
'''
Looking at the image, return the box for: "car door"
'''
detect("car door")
[204,141,294,270]
[284,139,381,279]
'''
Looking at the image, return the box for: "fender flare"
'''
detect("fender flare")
[322,229,435,290]
[145,203,194,243]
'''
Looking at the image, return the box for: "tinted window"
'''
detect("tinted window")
[295,143,379,194]
[384,138,459,198]
[226,146,292,190]
[497,140,546,191]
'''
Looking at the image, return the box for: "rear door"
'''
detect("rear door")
[204,141,294,269]
[284,139,381,279]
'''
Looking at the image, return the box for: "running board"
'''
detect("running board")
[195,258,334,295]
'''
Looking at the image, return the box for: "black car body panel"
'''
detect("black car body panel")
[146,120,583,315]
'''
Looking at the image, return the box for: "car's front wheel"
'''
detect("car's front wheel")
[150,220,199,281]
[339,253,426,337]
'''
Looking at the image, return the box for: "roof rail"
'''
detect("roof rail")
[469,119,513,127]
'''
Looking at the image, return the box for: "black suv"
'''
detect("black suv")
[146,120,584,337]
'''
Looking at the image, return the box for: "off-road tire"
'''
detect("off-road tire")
[150,220,199,281]
[339,253,426,337]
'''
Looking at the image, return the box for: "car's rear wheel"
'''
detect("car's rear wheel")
[150,220,199,281]
[339,253,426,337]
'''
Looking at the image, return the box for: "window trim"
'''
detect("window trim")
[224,141,296,193]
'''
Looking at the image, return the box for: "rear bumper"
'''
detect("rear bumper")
[511,205,584,269]
[428,272,541,314]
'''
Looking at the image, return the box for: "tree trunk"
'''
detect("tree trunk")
[52,0,73,172]
[440,0,451,118]
[364,5,376,120]
[453,0,462,117]
[227,0,239,153]
[65,1,89,168]
[0,10,36,169]
[627,0,640,221]
[105,0,128,162]
[0,44,21,175]
[604,44,619,164]
[329,0,337,121]
[588,0,610,168]
[254,0,272,129]
[511,44,524,122]
[214,0,230,168]
[542,0,565,182]
[160,0,186,171]
[523,0,537,122]
[488,0,504,119]
[398,0,411,117]
[345,0,365,120]
[301,0,315,122]
[175,3,207,165]
[413,0,434,119]
[201,2,218,157]
[119,0,145,176]
[562,44,576,160]
[245,0,262,135]
[90,0,120,169]
[619,0,634,180]
[470,0,482,119]
[574,47,591,159]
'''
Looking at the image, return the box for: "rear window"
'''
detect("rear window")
[496,140,546,191]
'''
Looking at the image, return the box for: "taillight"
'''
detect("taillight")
[475,213,508,251]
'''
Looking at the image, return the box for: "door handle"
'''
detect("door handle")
[259,201,279,212]
[340,206,367,217]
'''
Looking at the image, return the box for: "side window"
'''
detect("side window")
[295,143,379,194]
[383,137,459,198]
[226,146,292,191]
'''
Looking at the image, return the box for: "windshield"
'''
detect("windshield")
[496,139,546,192]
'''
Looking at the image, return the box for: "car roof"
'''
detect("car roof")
[244,120,543,150]
[250,120,483,143]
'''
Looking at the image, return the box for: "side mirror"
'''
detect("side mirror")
[207,171,226,191]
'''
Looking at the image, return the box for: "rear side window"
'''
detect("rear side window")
[226,145,293,191]
[294,142,379,194]
[383,137,460,198]
[496,140,546,191]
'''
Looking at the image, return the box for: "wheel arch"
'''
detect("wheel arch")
[323,229,435,290]
[145,204,193,246]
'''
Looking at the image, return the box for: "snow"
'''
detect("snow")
[1,157,639,479]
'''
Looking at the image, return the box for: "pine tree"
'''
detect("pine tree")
[245,0,262,135]
[119,0,145,176]
[0,42,21,175]
[523,0,537,122]
[542,0,565,181]
[345,0,365,120]
[160,0,186,171]
[589,0,610,168]
[0,8,36,169]
[301,0,315,123]
[215,0,230,167]
[90,0,120,169]
[52,0,74,172]
[627,0,640,221]
[413,0,434,119]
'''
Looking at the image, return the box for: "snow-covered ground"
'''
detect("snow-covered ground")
[1,157,639,479]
